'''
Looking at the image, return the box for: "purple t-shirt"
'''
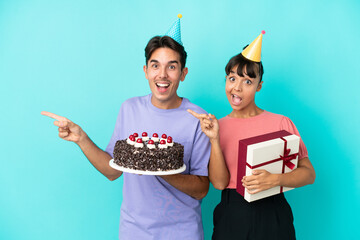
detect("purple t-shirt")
[105,94,211,240]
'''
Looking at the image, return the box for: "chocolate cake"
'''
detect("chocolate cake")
[113,132,184,171]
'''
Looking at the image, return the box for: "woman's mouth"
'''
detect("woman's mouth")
[231,94,242,105]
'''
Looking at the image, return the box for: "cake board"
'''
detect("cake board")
[109,159,186,175]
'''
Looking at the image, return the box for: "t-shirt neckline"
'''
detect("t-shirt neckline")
[146,94,186,113]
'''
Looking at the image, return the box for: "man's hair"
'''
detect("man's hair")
[145,36,187,70]
[225,49,264,82]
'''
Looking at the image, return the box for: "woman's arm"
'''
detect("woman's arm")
[208,138,230,190]
[242,157,315,194]
[187,110,230,190]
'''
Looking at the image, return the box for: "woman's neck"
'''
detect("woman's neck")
[228,105,264,119]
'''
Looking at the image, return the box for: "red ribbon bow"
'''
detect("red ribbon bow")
[280,148,296,170]
[279,137,298,193]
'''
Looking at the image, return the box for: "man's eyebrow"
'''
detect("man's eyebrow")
[149,59,179,64]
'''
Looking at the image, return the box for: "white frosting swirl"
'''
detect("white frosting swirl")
[134,142,144,148]
[127,138,135,145]
[147,144,155,149]
[158,143,168,149]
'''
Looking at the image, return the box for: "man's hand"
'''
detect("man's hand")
[41,111,85,143]
[41,111,120,180]
[187,109,219,142]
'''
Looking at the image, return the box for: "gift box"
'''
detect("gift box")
[236,130,300,202]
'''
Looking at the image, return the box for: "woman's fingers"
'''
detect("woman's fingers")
[247,188,261,194]
[202,118,212,125]
[208,113,217,120]
[187,109,209,120]
[243,183,259,190]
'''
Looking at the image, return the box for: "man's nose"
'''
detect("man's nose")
[159,67,168,78]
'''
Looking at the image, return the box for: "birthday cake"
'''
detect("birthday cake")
[113,132,184,171]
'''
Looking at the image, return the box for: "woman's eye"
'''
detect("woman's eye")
[229,77,235,81]
[245,80,252,85]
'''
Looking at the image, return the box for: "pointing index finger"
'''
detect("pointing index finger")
[187,109,208,120]
[41,111,69,122]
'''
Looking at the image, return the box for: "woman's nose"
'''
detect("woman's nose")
[234,81,242,91]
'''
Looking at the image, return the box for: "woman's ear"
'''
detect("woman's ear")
[256,81,263,92]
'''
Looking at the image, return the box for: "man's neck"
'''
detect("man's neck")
[151,96,183,109]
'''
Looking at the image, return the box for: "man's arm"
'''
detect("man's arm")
[41,111,122,181]
[77,134,122,181]
[160,174,209,200]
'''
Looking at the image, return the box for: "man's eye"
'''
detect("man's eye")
[169,65,176,70]
[152,64,158,68]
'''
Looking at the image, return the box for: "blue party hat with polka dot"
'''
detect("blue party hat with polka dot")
[165,14,183,45]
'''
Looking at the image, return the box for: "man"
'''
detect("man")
[42,16,210,240]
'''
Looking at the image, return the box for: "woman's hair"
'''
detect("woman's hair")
[145,36,187,70]
[225,51,264,82]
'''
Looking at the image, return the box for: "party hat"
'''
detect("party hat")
[165,14,183,45]
[241,30,266,62]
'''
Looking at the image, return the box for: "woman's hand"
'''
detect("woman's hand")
[241,170,280,194]
[187,109,219,141]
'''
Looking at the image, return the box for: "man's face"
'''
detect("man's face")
[143,47,188,109]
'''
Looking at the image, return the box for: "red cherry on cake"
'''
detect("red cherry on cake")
[129,135,135,141]
[148,140,154,144]
[167,137,173,143]
[161,134,167,139]
[142,132,148,137]
[136,138,143,143]
[160,140,166,144]
[153,133,158,137]
[133,133,139,138]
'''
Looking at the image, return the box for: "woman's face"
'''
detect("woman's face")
[225,65,262,113]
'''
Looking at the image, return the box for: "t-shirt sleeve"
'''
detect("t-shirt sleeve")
[188,121,211,176]
[280,116,308,159]
[105,106,124,158]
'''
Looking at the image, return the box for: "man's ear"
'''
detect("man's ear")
[180,67,188,82]
[256,81,263,92]
[143,65,148,79]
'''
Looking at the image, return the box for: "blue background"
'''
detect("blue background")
[1,0,359,239]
